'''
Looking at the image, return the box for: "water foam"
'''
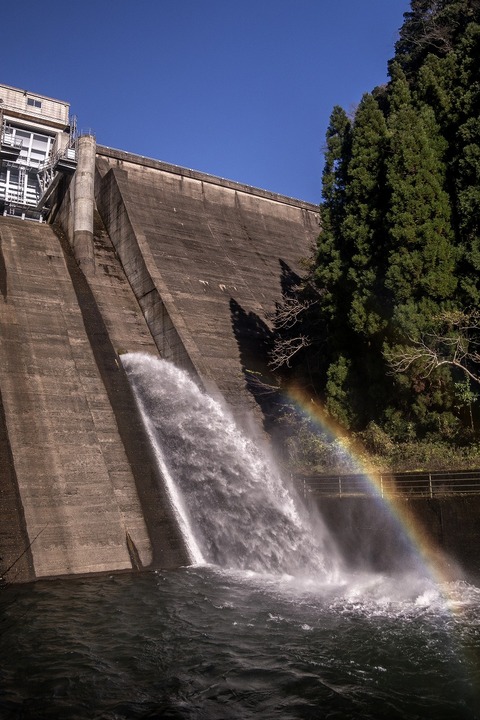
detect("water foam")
[122,353,343,579]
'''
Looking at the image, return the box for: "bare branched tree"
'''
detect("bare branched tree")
[269,335,312,371]
[266,296,317,330]
[405,17,454,54]
[386,309,480,385]
[399,3,456,57]
[265,294,318,371]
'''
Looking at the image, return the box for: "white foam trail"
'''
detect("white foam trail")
[131,395,204,565]
[122,353,343,579]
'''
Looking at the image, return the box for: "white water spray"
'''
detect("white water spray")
[122,353,343,579]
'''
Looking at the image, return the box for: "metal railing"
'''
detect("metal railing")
[37,145,76,172]
[1,129,23,150]
[296,469,480,499]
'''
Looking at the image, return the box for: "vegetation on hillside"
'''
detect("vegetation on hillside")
[269,0,480,472]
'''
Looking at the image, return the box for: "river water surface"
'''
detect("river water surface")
[2,354,480,718]
[1,567,480,719]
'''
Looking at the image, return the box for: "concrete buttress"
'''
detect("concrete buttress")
[73,134,96,275]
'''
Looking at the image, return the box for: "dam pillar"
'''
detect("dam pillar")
[73,134,96,274]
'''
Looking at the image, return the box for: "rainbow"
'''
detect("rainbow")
[283,383,461,591]
[279,384,480,689]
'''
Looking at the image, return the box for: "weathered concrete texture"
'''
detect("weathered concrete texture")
[95,147,320,428]
[0,216,186,580]
[72,135,96,274]
[0,384,33,582]
[54,215,189,569]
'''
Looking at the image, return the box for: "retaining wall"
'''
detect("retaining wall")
[317,495,480,581]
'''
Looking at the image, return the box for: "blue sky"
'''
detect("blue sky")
[3,0,410,203]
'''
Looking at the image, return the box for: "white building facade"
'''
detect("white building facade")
[0,84,76,220]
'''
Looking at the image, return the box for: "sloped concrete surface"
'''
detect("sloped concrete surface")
[1,149,319,580]
[0,216,186,580]
[96,148,320,428]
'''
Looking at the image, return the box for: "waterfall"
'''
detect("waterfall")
[122,353,342,578]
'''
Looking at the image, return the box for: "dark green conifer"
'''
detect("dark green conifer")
[381,66,459,435]
[450,22,480,305]
[271,0,480,449]
[342,93,388,337]
[312,106,351,319]
[384,66,457,332]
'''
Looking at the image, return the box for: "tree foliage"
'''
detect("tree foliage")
[271,0,480,448]
[312,106,351,319]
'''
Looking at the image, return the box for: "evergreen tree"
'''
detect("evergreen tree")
[312,106,351,319]
[343,93,388,337]
[268,108,352,396]
[272,0,480,451]
[309,107,357,425]
[322,94,390,429]
[382,66,458,435]
[450,22,480,305]
[384,66,456,324]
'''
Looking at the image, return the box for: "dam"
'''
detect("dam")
[0,84,320,582]
[2,83,479,586]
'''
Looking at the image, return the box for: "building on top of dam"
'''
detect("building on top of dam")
[0,83,76,221]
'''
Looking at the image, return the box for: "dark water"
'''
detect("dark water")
[3,356,479,717]
[1,566,480,719]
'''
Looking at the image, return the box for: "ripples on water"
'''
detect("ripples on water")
[1,567,480,719]
[2,356,479,717]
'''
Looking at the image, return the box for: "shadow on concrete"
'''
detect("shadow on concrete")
[229,259,304,435]
[0,234,7,301]
[279,258,303,300]
[229,296,282,434]
[0,386,34,583]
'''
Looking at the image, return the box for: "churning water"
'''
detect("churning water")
[1,569,480,719]
[121,353,342,577]
[1,353,480,719]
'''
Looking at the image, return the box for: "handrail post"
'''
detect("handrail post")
[429,472,433,499]
[339,476,342,498]
[380,474,384,499]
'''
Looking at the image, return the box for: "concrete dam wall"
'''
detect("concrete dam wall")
[94,146,320,423]
[0,143,320,582]
[1,138,478,584]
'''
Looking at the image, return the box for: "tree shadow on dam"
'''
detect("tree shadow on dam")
[229,296,277,429]
[229,259,304,437]
[278,258,304,298]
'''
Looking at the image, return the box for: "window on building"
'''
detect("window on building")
[27,98,42,109]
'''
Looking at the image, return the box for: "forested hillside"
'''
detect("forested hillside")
[271,0,480,470]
